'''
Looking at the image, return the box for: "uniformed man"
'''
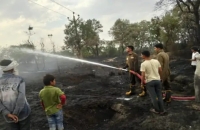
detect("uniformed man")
[121,45,140,96]
[154,43,171,104]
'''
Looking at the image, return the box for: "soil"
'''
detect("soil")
[1,57,200,130]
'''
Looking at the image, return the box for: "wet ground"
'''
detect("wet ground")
[1,57,200,130]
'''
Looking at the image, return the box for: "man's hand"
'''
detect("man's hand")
[118,68,123,70]
[7,114,18,123]
[56,104,63,109]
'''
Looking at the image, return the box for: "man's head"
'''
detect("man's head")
[126,45,134,53]
[154,43,163,53]
[0,59,18,73]
[191,46,198,52]
[141,50,150,59]
[43,74,56,86]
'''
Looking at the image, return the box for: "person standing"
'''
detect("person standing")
[0,59,31,130]
[190,46,199,71]
[194,52,200,103]
[121,45,140,96]
[39,74,66,130]
[154,43,171,104]
[140,50,165,114]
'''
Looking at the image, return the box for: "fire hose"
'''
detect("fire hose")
[128,70,195,101]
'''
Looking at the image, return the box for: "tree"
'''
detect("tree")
[101,41,119,56]
[109,19,131,55]
[156,0,200,45]
[81,19,103,57]
[159,10,181,51]
[64,18,103,58]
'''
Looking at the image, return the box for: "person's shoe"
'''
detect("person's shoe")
[139,91,146,97]
[163,90,172,103]
[125,90,135,96]
[150,108,159,114]
[160,111,167,115]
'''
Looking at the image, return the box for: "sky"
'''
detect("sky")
[0,0,162,51]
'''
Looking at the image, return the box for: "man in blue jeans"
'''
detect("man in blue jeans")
[140,50,165,114]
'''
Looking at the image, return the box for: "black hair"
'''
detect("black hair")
[127,45,134,51]
[0,59,12,66]
[142,50,150,57]
[154,43,163,49]
[43,74,55,86]
[191,46,198,51]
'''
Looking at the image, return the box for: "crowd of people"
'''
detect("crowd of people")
[121,44,200,114]
[121,44,171,114]
[0,43,199,130]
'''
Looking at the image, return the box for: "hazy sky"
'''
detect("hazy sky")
[0,0,161,51]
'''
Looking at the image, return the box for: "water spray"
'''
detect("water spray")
[16,48,128,72]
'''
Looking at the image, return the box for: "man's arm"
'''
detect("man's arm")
[60,95,66,105]
[158,67,162,80]
[141,71,145,85]
[140,63,145,85]
[123,64,128,69]
[12,80,26,115]
[157,54,164,68]
[40,101,45,110]
[0,94,18,122]
[0,101,10,116]
[190,58,196,61]
[39,91,45,109]
[123,56,128,69]
[57,88,66,105]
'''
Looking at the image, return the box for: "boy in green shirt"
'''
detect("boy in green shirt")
[39,74,66,130]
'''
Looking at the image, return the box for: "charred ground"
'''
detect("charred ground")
[0,57,200,130]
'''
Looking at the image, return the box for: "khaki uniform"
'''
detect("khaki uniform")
[156,50,171,103]
[123,52,139,95]
[124,52,139,72]
[157,51,170,82]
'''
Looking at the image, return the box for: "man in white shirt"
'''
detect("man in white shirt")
[140,50,165,114]
[190,46,199,71]
[194,52,200,103]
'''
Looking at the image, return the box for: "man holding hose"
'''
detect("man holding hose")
[120,45,142,96]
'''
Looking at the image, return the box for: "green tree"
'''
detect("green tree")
[159,10,181,51]
[81,19,103,57]
[101,41,118,56]
[109,19,131,55]
[156,0,200,45]
[64,18,103,58]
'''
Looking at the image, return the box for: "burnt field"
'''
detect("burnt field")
[0,57,200,130]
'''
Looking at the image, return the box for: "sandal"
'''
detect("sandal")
[160,111,166,115]
[150,108,159,114]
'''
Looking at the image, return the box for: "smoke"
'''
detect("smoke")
[0,47,81,80]
[0,47,126,81]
